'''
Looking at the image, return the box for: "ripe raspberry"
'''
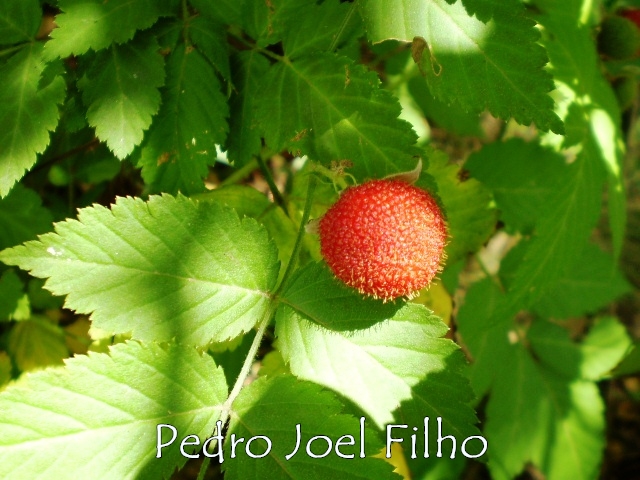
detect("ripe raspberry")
[318,179,447,301]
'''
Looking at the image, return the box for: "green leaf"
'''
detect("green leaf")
[531,244,631,319]
[0,0,41,44]
[137,44,229,194]
[359,0,563,134]
[0,195,280,346]
[6,316,69,372]
[535,1,626,257]
[456,279,513,397]
[0,341,228,479]
[465,138,569,234]
[189,16,231,80]
[0,44,66,197]
[529,317,632,381]
[78,33,165,158]
[276,299,464,428]
[393,357,482,472]
[257,54,419,179]
[426,149,496,264]
[483,343,605,480]
[0,184,53,250]
[189,0,244,26]
[0,270,24,321]
[492,139,604,321]
[613,341,640,377]
[279,262,403,331]
[407,76,482,137]
[458,280,607,480]
[225,51,270,167]
[193,185,297,281]
[247,0,360,59]
[44,0,178,59]
[224,375,399,479]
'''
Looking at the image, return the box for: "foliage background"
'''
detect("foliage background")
[0,0,639,479]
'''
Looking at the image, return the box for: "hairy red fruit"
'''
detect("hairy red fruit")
[318,179,447,301]
[621,8,640,30]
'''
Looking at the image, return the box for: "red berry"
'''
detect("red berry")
[621,8,640,30]
[318,179,447,301]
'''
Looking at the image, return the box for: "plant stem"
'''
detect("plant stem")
[255,153,287,214]
[274,174,317,296]
[218,158,258,187]
[196,174,316,480]
[196,304,274,480]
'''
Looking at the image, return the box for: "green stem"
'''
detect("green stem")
[256,153,287,214]
[274,174,317,296]
[196,174,317,480]
[195,305,274,480]
[219,158,258,187]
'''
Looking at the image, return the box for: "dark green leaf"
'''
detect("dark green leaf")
[137,45,229,194]
[535,1,626,257]
[0,44,66,197]
[224,375,399,479]
[0,184,53,250]
[0,270,24,321]
[225,51,270,167]
[465,138,569,234]
[279,262,403,331]
[0,0,41,44]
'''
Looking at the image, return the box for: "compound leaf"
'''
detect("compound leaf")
[0,342,228,479]
[0,195,279,346]
[530,244,631,319]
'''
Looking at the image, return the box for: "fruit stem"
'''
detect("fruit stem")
[274,174,317,297]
